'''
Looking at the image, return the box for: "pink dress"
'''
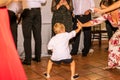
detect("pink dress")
[0,8,27,80]
[90,10,120,68]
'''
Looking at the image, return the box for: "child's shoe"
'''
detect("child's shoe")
[43,72,50,79]
[71,74,79,80]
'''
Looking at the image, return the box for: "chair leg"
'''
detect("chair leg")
[91,34,94,46]
[99,33,101,47]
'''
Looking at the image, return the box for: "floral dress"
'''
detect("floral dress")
[90,10,120,68]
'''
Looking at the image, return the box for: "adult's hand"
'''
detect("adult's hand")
[94,8,104,14]
[84,10,91,15]
[0,0,12,7]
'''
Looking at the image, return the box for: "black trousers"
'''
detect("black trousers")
[71,14,91,56]
[8,10,17,48]
[105,20,117,40]
[22,8,42,63]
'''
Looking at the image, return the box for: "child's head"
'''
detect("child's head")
[53,23,65,34]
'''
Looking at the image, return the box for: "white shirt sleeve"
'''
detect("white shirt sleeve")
[90,0,95,13]
[68,31,76,39]
[38,0,46,3]
[48,39,54,50]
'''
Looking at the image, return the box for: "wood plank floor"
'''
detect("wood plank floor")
[23,41,120,80]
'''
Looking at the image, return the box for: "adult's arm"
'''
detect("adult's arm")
[68,0,73,11]
[80,14,107,28]
[51,0,58,12]
[0,0,12,7]
[96,1,120,14]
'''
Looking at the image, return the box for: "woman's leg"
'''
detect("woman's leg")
[104,30,120,69]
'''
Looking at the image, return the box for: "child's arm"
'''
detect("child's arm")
[75,20,83,33]
[78,20,93,28]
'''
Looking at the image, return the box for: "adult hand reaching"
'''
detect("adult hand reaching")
[84,10,91,15]
[0,0,12,7]
[75,19,83,33]
[94,8,105,14]
[77,19,83,28]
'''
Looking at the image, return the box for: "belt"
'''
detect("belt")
[76,14,86,17]
[25,8,40,10]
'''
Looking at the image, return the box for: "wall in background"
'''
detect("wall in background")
[41,0,101,23]
[18,0,105,58]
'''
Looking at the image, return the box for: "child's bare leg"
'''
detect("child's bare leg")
[47,60,53,74]
[44,60,53,78]
[70,60,75,77]
[70,60,79,80]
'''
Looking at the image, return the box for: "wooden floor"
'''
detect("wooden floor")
[23,41,120,80]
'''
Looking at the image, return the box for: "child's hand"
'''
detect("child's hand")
[75,19,82,33]
[77,19,82,30]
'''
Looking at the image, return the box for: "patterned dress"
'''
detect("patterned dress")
[90,10,120,68]
[51,0,73,33]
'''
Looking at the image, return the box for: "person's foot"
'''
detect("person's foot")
[32,58,41,62]
[89,48,94,54]
[71,74,79,80]
[70,53,77,55]
[22,60,31,65]
[102,66,115,70]
[105,47,108,50]
[82,54,87,57]
[43,72,50,79]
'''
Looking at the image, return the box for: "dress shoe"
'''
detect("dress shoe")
[22,61,31,65]
[105,47,108,50]
[70,53,77,55]
[82,54,87,57]
[32,58,41,62]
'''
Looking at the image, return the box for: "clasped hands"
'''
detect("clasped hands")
[58,0,68,6]
[77,19,83,30]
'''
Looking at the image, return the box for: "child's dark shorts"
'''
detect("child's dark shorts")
[51,58,73,64]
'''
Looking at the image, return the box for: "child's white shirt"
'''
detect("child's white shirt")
[48,31,76,61]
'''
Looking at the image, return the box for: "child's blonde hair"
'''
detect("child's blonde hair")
[53,23,65,34]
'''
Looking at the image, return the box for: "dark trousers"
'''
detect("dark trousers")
[71,14,91,56]
[105,20,117,40]
[8,10,17,48]
[22,8,41,63]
